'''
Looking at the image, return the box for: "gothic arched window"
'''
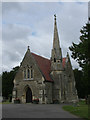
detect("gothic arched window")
[31,69,33,78]
[27,69,30,78]
[24,69,26,79]
[54,58,56,62]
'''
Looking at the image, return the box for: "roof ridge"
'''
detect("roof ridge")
[31,52,50,61]
[31,52,66,60]
[31,52,66,82]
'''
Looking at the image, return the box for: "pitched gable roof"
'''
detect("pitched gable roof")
[31,52,66,82]
[31,53,53,82]
[62,58,66,68]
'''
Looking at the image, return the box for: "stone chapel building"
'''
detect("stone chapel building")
[12,15,78,104]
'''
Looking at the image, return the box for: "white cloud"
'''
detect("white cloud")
[0,2,2,74]
[3,24,32,41]
[88,1,90,19]
[2,2,88,73]
[2,0,89,2]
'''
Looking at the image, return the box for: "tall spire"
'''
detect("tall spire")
[53,14,60,50]
[28,46,30,50]
[51,14,62,61]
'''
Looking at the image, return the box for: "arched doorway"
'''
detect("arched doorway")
[26,87,32,103]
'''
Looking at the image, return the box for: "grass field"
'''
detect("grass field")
[0,99,11,104]
[0,101,11,104]
[62,101,89,120]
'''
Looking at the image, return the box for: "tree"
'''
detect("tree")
[2,66,19,99]
[73,69,85,98]
[69,22,90,97]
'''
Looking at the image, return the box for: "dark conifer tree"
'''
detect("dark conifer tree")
[69,22,90,98]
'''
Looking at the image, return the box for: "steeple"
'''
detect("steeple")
[66,52,72,67]
[53,14,60,50]
[28,46,30,50]
[51,15,62,61]
[51,15,63,71]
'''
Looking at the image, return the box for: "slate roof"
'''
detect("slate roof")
[62,58,66,68]
[32,53,66,82]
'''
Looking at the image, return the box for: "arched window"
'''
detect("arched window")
[24,69,26,79]
[54,58,56,62]
[23,67,34,80]
[31,69,33,78]
[27,69,30,78]
[42,90,45,101]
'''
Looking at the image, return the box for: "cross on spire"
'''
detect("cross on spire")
[28,46,30,50]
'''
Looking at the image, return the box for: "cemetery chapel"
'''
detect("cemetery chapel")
[12,15,78,104]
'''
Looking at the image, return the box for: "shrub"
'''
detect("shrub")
[14,98,20,104]
[32,99,39,104]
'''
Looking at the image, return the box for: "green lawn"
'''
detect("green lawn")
[62,101,89,120]
[0,99,11,104]
[0,102,11,104]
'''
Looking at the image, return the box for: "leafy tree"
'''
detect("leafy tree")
[69,23,90,68]
[2,66,19,99]
[73,69,85,98]
[69,22,90,97]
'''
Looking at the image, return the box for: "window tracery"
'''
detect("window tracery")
[23,66,34,80]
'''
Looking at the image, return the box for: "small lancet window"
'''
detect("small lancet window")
[24,69,26,79]
[54,58,56,62]
[42,90,45,101]
[31,69,33,78]
[27,69,30,78]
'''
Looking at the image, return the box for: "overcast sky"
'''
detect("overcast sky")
[1,2,88,73]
